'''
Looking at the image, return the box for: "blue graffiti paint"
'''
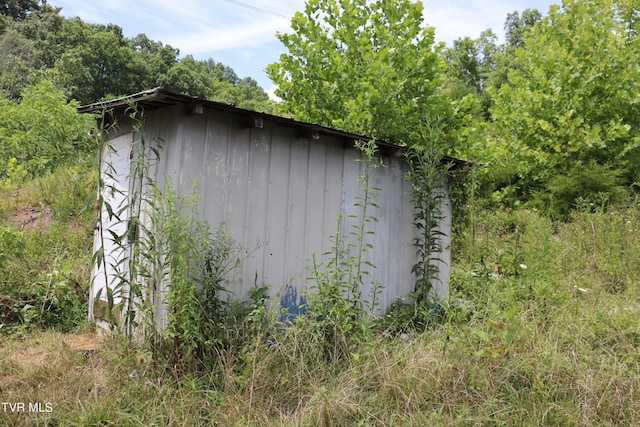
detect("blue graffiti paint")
[279,284,307,323]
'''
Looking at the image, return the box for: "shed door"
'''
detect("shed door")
[89,132,135,323]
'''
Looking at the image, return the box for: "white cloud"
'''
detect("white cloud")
[423,0,508,44]
[267,84,281,102]
[50,0,557,89]
[422,0,556,44]
[163,14,287,53]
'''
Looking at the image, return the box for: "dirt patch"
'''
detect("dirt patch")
[6,332,106,371]
[64,331,105,352]
[0,295,21,323]
[8,206,54,231]
[2,331,111,393]
[8,345,49,370]
[65,332,112,386]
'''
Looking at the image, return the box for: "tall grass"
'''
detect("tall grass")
[2,199,640,425]
[0,155,96,332]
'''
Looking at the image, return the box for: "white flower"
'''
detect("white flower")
[519,264,528,270]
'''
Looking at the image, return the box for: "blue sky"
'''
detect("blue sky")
[49,0,557,94]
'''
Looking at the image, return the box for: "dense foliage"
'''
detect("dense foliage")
[489,0,640,211]
[2,0,640,424]
[0,1,272,108]
[441,0,640,214]
[0,80,94,178]
[267,0,452,146]
[0,0,273,181]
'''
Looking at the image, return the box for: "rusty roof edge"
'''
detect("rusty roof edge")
[78,88,468,166]
[76,87,195,113]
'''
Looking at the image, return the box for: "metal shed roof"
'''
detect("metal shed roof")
[78,87,464,165]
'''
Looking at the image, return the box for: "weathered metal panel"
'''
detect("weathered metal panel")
[243,126,272,290]
[177,112,207,194]
[261,123,290,294]
[367,156,404,312]
[89,132,134,323]
[433,186,452,297]
[92,102,453,327]
[283,134,311,288]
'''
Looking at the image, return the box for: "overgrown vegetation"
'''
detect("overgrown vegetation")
[0,80,95,179]
[2,0,640,425]
[297,139,383,364]
[4,195,640,424]
[0,1,273,109]
[131,180,253,378]
[92,107,260,381]
[0,154,96,333]
[446,0,640,210]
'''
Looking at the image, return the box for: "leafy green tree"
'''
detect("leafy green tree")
[2,4,64,73]
[267,0,447,145]
[159,56,272,111]
[0,0,40,20]
[0,27,39,98]
[0,80,93,177]
[231,77,270,111]
[487,8,543,94]
[504,8,543,48]
[489,0,640,204]
[206,59,240,85]
[158,55,212,99]
[617,0,640,42]
[5,10,175,103]
[445,37,481,94]
[129,33,180,91]
[1,3,272,108]
[442,29,499,119]
[52,19,137,103]
[0,4,64,98]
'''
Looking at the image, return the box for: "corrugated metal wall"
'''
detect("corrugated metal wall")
[89,131,134,320]
[92,103,451,325]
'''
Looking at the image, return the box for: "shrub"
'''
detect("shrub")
[529,161,629,218]
[0,80,95,178]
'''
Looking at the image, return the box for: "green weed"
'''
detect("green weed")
[2,196,640,426]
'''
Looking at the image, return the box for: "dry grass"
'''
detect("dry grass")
[2,168,640,425]
[1,284,639,425]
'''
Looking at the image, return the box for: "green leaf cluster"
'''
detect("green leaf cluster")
[0,2,275,179]
[488,0,640,204]
[267,0,448,145]
[0,2,272,109]
[143,181,245,374]
[0,80,94,178]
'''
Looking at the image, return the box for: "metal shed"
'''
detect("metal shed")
[80,88,456,328]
